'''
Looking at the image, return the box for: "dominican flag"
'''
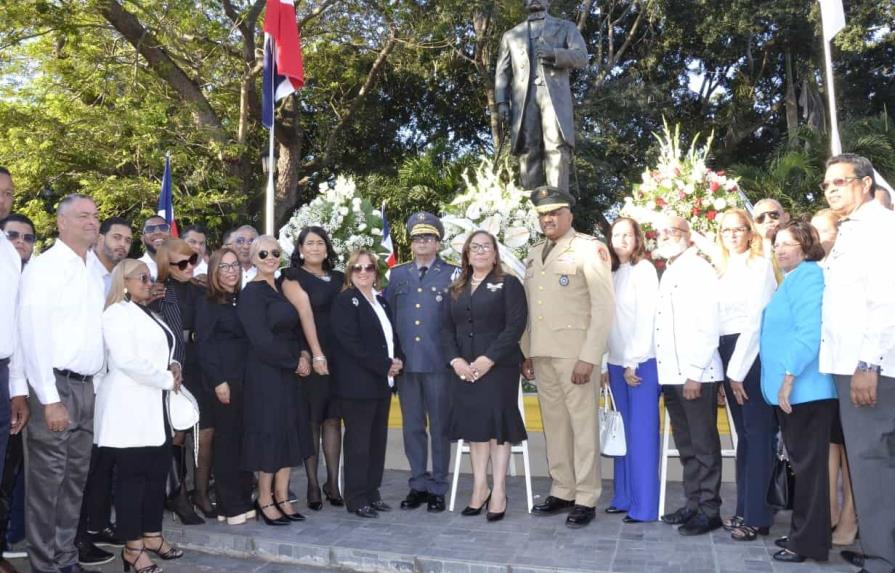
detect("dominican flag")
[262,0,304,129]
[381,202,397,268]
[157,155,178,237]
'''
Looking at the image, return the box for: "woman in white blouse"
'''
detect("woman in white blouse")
[602,217,660,523]
[714,208,778,541]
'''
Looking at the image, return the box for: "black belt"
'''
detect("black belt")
[53,368,93,383]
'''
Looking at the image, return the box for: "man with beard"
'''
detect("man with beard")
[93,218,133,295]
[653,215,724,536]
[138,216,171,280]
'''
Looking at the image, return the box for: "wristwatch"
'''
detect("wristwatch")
[856,361,881,374]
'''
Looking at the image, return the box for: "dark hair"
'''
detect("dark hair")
[0,213,35,232]
[290,226,338,272]
[100,216,131,235]
[206,247,241,304]
[772,221,826,262]
[182,224,208,238]
[450,230,504,299]
[826,153,876,190]
[0,167,10,177]
[608,217,648,271]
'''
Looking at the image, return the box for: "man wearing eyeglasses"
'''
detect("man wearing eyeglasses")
[0,215,36,265]
[385,212,459,513]
[223,225,259,288]
[521,186,614,529]
[138,216,171,280]
[819,153,895,573]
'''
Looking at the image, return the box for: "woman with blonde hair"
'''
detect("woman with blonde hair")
[95,259,185,572]
[714,208,778,541]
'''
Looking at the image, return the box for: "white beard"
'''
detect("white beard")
[654,241,687,260]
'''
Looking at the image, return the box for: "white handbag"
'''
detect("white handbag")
[599,385,627,457]
[166,385,200,431]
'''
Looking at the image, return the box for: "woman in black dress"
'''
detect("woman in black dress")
[279,226,345,509]
[237,235,313,525]
[196,248,255,525]
[442,230,528,522]
[330,249,403,518]
[155,238,208,524]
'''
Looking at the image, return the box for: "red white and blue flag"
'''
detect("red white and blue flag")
[157,155,178,237]
[380,202,397,269]
[262,0,304,129]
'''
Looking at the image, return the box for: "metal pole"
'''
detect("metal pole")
[265,36,277,236]
[822,33,842,156]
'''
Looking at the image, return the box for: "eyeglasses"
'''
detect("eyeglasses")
[217,262,240,273]
[754,211,781,224]
[469,243,494,253]
[258,249,281,260]
[351,263,376,273]
[773,241,801,250]
[658,227,687,237]
[5,230,36,243]
[126,273,152,284]
[231,237,255,247]
[411,235,438,243]
[819,176,863,192]
[170,253,198,270]
[720,226,749,236]
[143,223,171,234]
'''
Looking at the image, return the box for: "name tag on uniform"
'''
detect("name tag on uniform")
[556,254,576,264]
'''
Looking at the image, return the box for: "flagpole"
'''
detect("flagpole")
[822,35,842,156]
[265,35,277,236]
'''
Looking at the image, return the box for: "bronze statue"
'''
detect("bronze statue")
[495,0,587,192]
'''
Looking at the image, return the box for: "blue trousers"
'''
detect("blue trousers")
[607,359,660,521]
[719,334,776,528]
[397,371,451,496]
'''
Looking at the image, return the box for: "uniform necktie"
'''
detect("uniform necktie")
[419,266,428,281]
[541,241,555,263]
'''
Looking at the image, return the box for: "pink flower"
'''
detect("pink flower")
[707,210,717,221]
[709,181,720,194]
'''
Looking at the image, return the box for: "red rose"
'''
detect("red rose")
[656,197,666,207]
[707,210,717,220]
[709,181,720,193]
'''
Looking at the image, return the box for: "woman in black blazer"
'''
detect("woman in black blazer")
[442,230,528,522]
[330,249,403,518]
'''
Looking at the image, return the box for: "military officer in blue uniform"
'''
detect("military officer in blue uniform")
[386,212,459,512]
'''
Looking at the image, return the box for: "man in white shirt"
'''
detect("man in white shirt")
[224,225,258,287]
[93,217,133,296]
[18,194,106,573]
[137,215,171,280]
[0,214,36,265]
[653,215,724,536]
[819,153,895,573]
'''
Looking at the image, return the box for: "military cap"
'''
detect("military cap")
[406,211,444,239]
[530,186,576,213]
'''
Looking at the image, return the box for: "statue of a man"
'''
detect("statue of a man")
[494,0,587,192]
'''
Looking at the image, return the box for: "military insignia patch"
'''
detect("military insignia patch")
[559,275,569,286]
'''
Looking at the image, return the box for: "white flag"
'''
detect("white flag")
[818,0,846,42]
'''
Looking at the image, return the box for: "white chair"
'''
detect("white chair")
[658,386,738,516]
[449,382,533,512]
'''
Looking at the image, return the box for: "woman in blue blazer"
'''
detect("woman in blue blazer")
[759,221,836,564]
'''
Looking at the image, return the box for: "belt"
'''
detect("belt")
[53,368,93,383]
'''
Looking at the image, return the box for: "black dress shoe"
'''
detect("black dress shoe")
[354,505,379,518]
[85,527,124,548]
[76,540,114,567]
[840,550,865,568]
[371,501,392,512]
[772,549,806,563]
[565,505,596,529]
[622,515,644,523]
[532,496,575,516]
[660,507,696,525]
[774,536,789,549]
[400,489,428,510]
[677,513,722,536]
[604,506,626,514]
[427,494,446,512]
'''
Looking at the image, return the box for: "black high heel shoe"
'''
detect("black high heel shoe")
[274,498,306,521]
[254,500,290,525]
[461,491,491,516]
[322,484,344,507]
[191,493,218,519]
[142,534,183,560]
[486,495,507,522]
[307,486,323,511]
[121,546,161,573]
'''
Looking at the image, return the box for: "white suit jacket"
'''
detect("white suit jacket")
[94,301,175,448]
[655,248,723,385]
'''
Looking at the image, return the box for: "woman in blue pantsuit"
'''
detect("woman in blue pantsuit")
[602,217,660,522]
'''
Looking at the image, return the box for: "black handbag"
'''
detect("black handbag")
[767,441,795,510]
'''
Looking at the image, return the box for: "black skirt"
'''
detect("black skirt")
[448,365,527,445]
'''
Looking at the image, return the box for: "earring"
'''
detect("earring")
[123,287,130,301]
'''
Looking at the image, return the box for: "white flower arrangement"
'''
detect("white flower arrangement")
[277,175,387,268]
[439,157,541,278]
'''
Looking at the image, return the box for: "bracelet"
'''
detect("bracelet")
[312,356,327,363]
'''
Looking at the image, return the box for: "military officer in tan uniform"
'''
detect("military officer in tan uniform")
[521,186,614,528]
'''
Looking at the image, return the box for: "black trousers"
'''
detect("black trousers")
[108,445,169,541]
[719,334,777,527]
[76,446,116,539]
[777,399,835,561]
[663,383,723,519]
[0,432,23,551]
[340,397,390,512]
[211,383,253,518]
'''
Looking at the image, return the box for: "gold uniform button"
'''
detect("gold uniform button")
[538,286,544,291]
[537,300,542,305]
[540,271,545,276]
[538,315,543,320]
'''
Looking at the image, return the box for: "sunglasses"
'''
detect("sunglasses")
[126,273,152,284]
[170,253,199,270]
[143,223,171,234]
[754,211,781,224]
[258,249,281,260]
[5,230,35,244]
[819,176,863,193]
[351,263,376,273]
[231,237,254,246]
